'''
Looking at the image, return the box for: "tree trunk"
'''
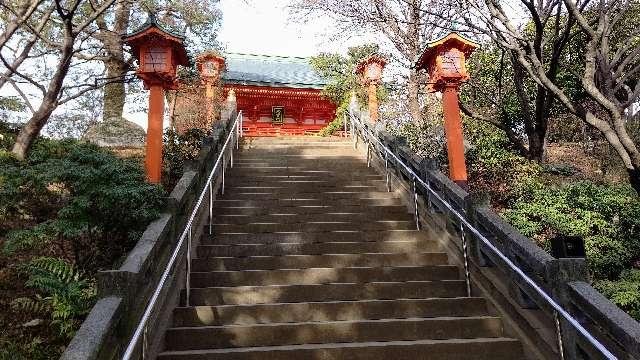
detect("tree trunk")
[629,168,640,196]
[407,68,422,123]
[528,130,546,162]
[98,0,130,121]
[102,58,127,120]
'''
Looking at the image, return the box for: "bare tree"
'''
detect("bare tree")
[80,0,221,122]
[448,0,640,193]
[0,0,46,49]
[5,0,117,160]
[290,0,451,123]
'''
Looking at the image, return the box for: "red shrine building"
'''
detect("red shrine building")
[222,53,337,136]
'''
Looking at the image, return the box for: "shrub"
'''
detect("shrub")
[464,118,544,207]
[504,181,640,279]
[1,138,166,270]
[595,269,640,321]
[163,127,209,189]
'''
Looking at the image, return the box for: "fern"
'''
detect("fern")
[11,296,50,315]
[18,257,96,339]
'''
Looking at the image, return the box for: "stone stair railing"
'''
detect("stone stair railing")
[348,102,640,360]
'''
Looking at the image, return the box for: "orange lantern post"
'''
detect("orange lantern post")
[416,32,478,188]
[123,15,189,184]
[196,52,226,126]
[356,55,387,123]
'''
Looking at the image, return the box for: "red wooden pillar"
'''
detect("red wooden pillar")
[146,84,165,183]
[123,14,188,183]
[442,84,467,187]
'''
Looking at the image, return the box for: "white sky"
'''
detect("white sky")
[217,0,364,57]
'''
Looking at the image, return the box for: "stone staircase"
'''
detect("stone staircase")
[157,137,523,359]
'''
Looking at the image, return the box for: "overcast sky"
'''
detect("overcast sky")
[216,0,369,57]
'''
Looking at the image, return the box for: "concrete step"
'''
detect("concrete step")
[210,220,415,234]
[226,174,383,181]
[223,184,388,193]
[213,198,404,208]
[212,212,412,225]
[218,192,397,201]
[158,337,523,360]
[190,265,460,287]
[227,169,379,177]
[184,280,468,306]
[202,230,430,245]
[164,316,505,351]
[173,297,488,326]
[196,239,439,257]
[225,179,386,186]
[212,204,407,216]
[191,252,449,271]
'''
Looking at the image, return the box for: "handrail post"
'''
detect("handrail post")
[208,180,213,235]
[186,226,192,307]
[222,156,226,195]
[554,310,566,360]
[459,223,472,297]
[412,178,420,230]
[384,151,390,192]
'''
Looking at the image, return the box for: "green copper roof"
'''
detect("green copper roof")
[222,53,328,89]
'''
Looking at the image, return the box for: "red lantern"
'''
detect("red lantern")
[416,32,477,93]
[123,14,189,90]
[356,55,387,123]
[196,52,226,126]
[356,55,387,84]
[196,52,226,81]
[123,15,189,184]
[415,32,478,189]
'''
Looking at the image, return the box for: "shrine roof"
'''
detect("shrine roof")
[222,53,328,89]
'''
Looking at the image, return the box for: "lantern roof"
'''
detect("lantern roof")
[122,14,189,67]
[196,50,226,72]
[355,54,388,77]
[222,53,329,89]
[415,32,479,70]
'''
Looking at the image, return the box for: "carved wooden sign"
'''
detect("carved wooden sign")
[272,106,284,125]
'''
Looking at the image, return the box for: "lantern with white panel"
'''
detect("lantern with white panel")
[123,14,189,183]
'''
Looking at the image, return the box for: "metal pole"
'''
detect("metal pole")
[208,180,213,235]
[236,115,240,149]
[554,311,566,360]
[413,179,420,230]
[385,151,390,192]
[186,226,192,307]
[460,223,471,297]
[142,325,148,360]
[343,113,347,138]
[239,112,243,138]
[366,142,371,168]
[222,156,226,195]
[230,142,234,168]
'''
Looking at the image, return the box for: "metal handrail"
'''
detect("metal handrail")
[122,111,243,360]
[349,112,617,360]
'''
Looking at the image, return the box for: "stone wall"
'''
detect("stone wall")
[60,101,238,360]
[349,106,640,360]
